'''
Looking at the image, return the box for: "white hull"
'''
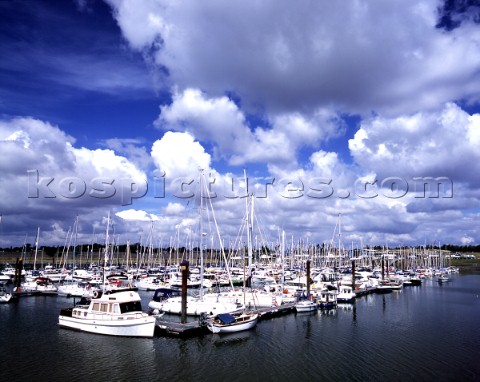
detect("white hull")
[135,278,163,291]
[207,313,258,334]
[336,293,356,303]
[295,300,317,312]
[58,290,156,338]
[57,283,95,297]
[0,274,11,282]
[58,315,156,337]
[158,296,239,316]
[0,291,12,303]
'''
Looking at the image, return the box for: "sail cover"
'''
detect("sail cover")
[217,313,236,324]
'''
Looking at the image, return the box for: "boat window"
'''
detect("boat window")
[112,304,120,314]
[100,303,108,312]
[92,302,100,311]
[119,301,142,313]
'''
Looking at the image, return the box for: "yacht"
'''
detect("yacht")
[336,285,356,303]
[58,290,156,337]
[295,299,317,312]
[22,277,58,295]
[207,311,258,334]
[0,285,12,303]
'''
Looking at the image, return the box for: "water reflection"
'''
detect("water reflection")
[211,329,254,347]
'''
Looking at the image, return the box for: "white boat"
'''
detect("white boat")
[57,281,96,297]
[207,311,258,334]
[0,286,12,303]
[158,295,239,316]
[202,288,281,309]
[41,265,67,283]
[21,277,58,295]
[336,285,356,303]
[148,287,182,313]
[0,272,11,283]
[2,265,25,279]
[295,300,317,312]
[437,274,449,283]
[58,290,156,337]
[135,276,163,291]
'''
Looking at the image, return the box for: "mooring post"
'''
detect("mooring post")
[13,257,23,298]
[180,259,189,324]
[306,259,311,299]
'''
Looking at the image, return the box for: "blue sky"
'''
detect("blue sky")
[1,0,480,249]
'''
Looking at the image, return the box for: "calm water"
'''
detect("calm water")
[1,275,479,382]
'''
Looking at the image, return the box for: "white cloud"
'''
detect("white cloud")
[156,88,345,167]
[349,103,480,185]
[163,202,185,215]
[107,0,480,116]
[0,116,148,244]
[156,88,250,153]
[150,130,211,179]
[116,209,159,221]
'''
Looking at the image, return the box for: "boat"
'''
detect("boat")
[0,285,12,303]
[295,299,317,312]
[336,284,356,303]
[157,295,239,316]
[58,290,156,337]
[21,277,58,295]
[207,311,258,334]
[316,291,337,309]
[375,280,394,294]
[135,276,163,291]
[437,274,449,283]
[57,281,96,298]
[0,272,11,283]
[148,287,182,313]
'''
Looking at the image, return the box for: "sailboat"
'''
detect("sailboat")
[156,171,239,316]
[207,181,258,334]
[0,285,12,303]
[207,311,258,334]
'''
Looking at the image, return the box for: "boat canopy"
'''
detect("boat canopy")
[217,313,236,325]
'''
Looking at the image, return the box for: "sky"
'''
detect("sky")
[1,0,480,250]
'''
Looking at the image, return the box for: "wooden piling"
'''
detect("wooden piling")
[181,259,189,324]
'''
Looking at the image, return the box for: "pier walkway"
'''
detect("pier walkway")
[154,303,297,337]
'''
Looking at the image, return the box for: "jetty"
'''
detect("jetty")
[154,302,296,337]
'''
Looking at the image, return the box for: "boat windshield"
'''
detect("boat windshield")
[119,301,142,313]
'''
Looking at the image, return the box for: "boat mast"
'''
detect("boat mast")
[244,169,253,276]
[103,212,110,288]
[199,169,205,301]
[33,227,40,271]
[281,230,285,293]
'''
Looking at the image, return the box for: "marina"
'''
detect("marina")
[0,271,479,381]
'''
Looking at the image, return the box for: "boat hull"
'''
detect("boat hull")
[58,315,156,337]
[207,314,258,334]
[295,301,317,312]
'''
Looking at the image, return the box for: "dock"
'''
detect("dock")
[155,319,208,337]
[154,302,297,337]
[354,286,377,297]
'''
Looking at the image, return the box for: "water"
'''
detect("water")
[1,275,479,382]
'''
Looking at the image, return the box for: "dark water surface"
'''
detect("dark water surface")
[1,274,479,382]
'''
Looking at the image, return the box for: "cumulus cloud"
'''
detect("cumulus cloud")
[150,130,211,179]
[107,0,480,116]
[116,209,159,221]
[349,103,480,186]
[155,88,345,166]
[0,116,147,243]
